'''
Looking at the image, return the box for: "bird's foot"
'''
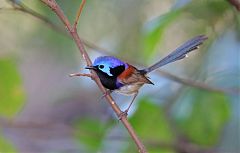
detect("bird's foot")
[118,110,128,120]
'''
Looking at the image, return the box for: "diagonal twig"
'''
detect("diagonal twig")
[40,0,147,152]
[73,0,86,30]
[4,0,70,37]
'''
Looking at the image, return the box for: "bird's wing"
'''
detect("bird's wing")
[118,66,153,85]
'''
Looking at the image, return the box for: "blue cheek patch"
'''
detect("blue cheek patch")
[101,66,113,76]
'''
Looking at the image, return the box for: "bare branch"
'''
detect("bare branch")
[69,73,92,78]
[39,0,147,152]
[73,0,86,30]
[157,70,235,94]
[3,0,70,37]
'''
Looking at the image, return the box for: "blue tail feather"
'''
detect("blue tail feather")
[140,35,208,74]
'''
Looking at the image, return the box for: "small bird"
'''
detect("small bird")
[72,35,207,115]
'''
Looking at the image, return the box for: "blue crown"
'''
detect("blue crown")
[93,56,128,76]
[93,56,127,68]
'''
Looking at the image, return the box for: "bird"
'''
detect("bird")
[72,35,207,115]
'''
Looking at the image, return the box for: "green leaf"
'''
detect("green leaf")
[73,119,113,152]
[143,10,181,60]
[173,88,230,146]
[0,58,25,117]
[129,98,175,153]
[0,131,17,152]
[184,0,231,21]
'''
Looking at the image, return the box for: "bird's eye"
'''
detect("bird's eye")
[99,65,104,69]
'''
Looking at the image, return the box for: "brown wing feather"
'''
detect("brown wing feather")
[119,65,153,85]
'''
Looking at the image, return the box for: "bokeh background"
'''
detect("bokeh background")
[0,0,239,153]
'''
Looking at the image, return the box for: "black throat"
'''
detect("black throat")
[94,65,125,90]
[95,70,118,90]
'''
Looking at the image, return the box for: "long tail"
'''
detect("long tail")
[140,35,208,74]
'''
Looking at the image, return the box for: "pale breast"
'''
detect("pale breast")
[115,82,144,95]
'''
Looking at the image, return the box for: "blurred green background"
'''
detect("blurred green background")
[0,0,239,153]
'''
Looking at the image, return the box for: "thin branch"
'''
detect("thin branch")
[39,0,147,152]
[2,0,237,95]
[73,0,86,30]
[157,70,234,94]
[69,73,92,78]
[4,0,70,37]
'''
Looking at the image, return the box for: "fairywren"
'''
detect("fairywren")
[73,35,207,114]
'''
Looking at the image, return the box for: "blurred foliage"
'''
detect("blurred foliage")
[0,133,17,152]
[143,10,180,60]
[130,99,174,142]
[173,88,230,146]
[142,0,235,62]
[0,58,25,117]
[128,98,175,153]
[0,58,24,152]
[0,0,239,153]
[74,119,113,152]
[185,0,231,20]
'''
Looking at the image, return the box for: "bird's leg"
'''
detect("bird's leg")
[125,92,138,113]
[118,92,138,120]
[98,90,112,103]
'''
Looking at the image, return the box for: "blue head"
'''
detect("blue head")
[86,56,128,90]
[91,56,128,76]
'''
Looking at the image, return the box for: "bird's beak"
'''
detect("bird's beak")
[85,66,96,70]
